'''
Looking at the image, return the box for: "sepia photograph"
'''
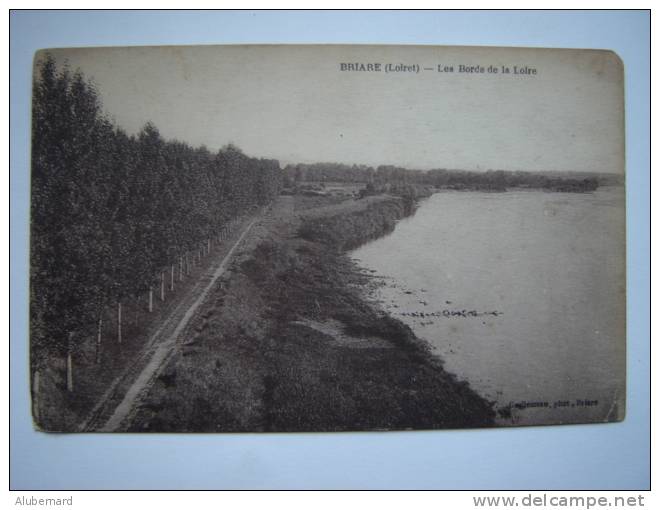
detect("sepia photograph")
[29,44,626,433]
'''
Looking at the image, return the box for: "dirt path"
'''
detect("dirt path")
[79,195,382,432]
[79,215,262,432]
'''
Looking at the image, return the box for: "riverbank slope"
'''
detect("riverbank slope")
[128,194,495,432]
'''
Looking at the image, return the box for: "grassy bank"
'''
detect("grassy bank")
[128,195,495,432]
[298,198,409,251]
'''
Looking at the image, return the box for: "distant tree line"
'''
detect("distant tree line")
[284,163,607,192]
[31,55,281,374]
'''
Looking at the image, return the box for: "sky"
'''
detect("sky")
[38,44,625,174]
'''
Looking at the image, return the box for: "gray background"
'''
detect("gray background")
[10,10,650,489]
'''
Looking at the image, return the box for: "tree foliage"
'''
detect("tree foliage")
[30,55,282,366]
[284,163,603,192]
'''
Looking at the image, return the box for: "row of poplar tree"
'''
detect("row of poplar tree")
[30,55,282,373]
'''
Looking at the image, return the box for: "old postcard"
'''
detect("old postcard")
[29,44,625,432]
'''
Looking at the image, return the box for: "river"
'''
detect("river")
[351,187,626,426]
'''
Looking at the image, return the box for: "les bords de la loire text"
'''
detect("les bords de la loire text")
[340,62,538,75]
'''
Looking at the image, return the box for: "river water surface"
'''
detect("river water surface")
[351,187,626,426]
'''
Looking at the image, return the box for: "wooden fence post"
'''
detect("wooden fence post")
[117,302,122,344]
[96,316,103,363]
[66,332,74,392]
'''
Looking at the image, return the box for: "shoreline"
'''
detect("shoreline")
[349,186,625,428]
[127,194,496,432]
